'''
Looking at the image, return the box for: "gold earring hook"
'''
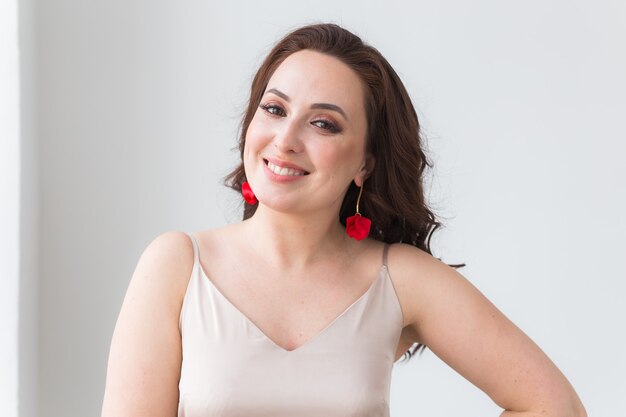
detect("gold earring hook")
[355,184,363,215]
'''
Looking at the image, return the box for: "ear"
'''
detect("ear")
[354,153,376,187]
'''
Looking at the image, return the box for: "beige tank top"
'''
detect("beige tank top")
[178,232,403,417]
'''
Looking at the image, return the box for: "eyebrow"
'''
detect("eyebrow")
[265,88,349,121]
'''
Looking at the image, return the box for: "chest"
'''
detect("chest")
[199,252,383,352]
[178,237,404,416]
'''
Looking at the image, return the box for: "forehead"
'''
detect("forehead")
[266,50,366,115]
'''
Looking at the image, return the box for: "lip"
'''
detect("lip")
[262,157,310,183]
[263,157,310,175]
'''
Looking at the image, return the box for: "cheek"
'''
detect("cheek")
[315,143,360,181]
[245,112,273,150]
[325,141,358,165]
[243,118,263,157]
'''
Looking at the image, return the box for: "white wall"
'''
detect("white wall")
[18,0,39,415]
[30,1,626,416]
[3,2,39,417]
[1,0,20,415]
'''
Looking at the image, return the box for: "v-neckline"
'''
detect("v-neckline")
[197,262,388,354]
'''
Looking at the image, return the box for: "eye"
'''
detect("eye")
[312,118,342,134]
[259,103,286,117]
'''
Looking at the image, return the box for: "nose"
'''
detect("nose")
[273,119,304,154]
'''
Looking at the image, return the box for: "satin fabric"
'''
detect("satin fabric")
[178,233,403,417]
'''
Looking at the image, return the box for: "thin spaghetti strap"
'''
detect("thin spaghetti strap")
[382,243,390,268]
[187,232,200,269]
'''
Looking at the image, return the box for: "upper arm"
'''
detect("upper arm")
[390,243,585,416]
[101,231,194,417]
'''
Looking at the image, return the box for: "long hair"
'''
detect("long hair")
[223,23,465,363]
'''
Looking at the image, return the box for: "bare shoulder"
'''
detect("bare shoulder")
[132,230,197,308]
[385,242,463,332]
[101,230,196,417]
[385,242,587,416]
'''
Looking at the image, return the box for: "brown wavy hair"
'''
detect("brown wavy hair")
[223,23,465,363]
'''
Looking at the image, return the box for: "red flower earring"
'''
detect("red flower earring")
[346,184,371,240]
[241,181,257,205]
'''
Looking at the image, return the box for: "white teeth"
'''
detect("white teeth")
[266,160,306,177]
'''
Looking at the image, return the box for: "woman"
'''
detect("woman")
[101,23,586,416]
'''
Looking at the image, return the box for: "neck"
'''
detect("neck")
[239,203,358,271]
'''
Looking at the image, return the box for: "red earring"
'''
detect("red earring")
[241,181,257,205]
[346,184,371,240]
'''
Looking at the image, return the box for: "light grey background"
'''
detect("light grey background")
[14,1,625,416]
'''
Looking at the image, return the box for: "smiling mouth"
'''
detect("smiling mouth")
[264,159,310,176]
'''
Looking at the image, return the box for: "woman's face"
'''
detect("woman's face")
[243,49,372,216]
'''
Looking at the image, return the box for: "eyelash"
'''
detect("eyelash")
[258,103,342,134]
[259,103,285,117]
